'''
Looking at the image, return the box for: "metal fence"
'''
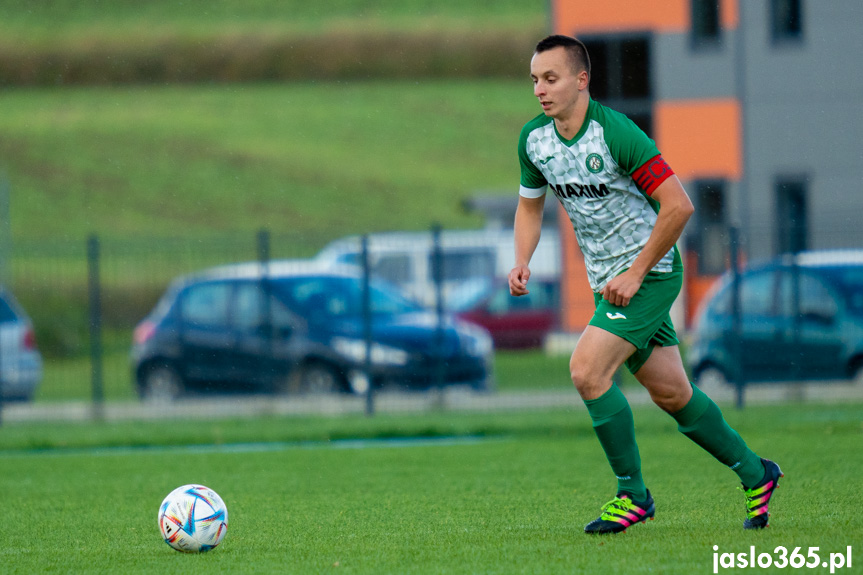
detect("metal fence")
[2,222,863,424]
[0,225,564,423]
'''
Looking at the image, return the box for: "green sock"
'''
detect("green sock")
[671,383,765,487]
[584,384,647,501]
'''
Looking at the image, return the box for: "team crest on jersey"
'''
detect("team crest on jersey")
[586,153,604,173]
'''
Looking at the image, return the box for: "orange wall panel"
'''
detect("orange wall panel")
[558,207,596,332]
[654,99,742,180]
[722,0,739,29]
[554,0,689,34]
[553,0,737,35]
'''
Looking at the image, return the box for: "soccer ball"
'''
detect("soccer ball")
[158,484,228,552]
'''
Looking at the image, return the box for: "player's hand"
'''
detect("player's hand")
[600,269,643,307]
[508,265,531,296]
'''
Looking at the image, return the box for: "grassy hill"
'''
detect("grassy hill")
[1,80,539,243]
[0,0,546,41]
[0,2,550,364]
[0,1,546,84]
[0,1,549,242]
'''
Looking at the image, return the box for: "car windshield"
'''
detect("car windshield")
[446,277,496,311]
[272,276,423,319]
[824,267,863,312]
[0,295,19,322]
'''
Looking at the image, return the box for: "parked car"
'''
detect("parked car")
[131,260,494,401]
[314,229,560,308]
[689,250,863,386]
[0,288,43,401]
[450,277,560,349]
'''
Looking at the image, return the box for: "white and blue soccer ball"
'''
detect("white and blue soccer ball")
[158,484,228,552]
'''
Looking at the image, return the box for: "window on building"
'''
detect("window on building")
[581,36,652,136]
[776,177,808,254]
[771,0,803,43]
[691,0,721,46]
[692,180,727,275]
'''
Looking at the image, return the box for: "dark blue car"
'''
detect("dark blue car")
[689,250,863,386]
[132,261,494,401]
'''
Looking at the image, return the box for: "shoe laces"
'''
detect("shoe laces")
[600,496,637,519]
[738,485,770,519]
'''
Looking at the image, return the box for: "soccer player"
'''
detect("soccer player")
[509,35,782,534]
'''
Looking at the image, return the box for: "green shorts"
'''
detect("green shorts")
[589,270,683,374]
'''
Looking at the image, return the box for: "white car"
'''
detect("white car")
[0,289,43,401]
[314,229,561,308]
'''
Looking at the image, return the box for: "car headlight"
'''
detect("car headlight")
[458,323,494,357]
[332,337,410,366]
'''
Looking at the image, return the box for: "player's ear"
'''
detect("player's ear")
[576,69,589,90]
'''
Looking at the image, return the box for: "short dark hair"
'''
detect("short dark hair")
[535,34,591,78]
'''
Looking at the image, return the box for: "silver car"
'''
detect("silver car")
[0,289,43,401]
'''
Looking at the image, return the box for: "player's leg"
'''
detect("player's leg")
[577,272,687,534]
[627,344,691,413]
[633,345,783,528]
[570,324,634,400]
[572,326,655,533]
[571,327,642,498]
[633,345,764,484]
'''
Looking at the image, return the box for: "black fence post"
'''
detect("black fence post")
[87,235,104,420]
[361,235,375,416]
[0,175,9,426]
[431,224,446,399]
[790,251,803,385]
[257,229,277,389]
[256,229,271,272]
[729,226,745,409]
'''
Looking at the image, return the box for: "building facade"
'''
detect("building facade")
[552,0,863,329]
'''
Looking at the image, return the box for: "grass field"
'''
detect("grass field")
[1,80,541,357]
[1,402,860,574]
[32,348,573,403]
[0,81,535,242]
[0,0,546,43]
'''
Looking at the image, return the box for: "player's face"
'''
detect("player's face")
[530,47,585,119]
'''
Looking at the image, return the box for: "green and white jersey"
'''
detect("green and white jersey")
[518,99,681,292]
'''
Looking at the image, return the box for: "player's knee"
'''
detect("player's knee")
[569,360,604,397]
[648,386,688,413]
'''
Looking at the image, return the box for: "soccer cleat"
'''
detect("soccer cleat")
[584,490,655,534]
[740,458,783,530]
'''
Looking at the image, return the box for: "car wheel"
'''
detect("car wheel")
[695,366,730,390]
[141,364,184,402]
[290,362,343,394]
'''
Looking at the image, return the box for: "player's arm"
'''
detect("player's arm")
[629,174,694,277]
[509,194,546,296]
[601,171,694,307]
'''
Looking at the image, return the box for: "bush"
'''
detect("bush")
[0,29,540,86]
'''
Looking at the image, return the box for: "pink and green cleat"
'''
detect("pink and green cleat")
[584,490,655,534]
[740,458,783,529]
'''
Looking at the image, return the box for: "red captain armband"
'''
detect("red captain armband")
[632,155,674,195]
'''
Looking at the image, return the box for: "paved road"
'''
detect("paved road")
[2,380,861,424]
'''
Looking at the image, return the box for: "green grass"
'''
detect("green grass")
[1,82,536,242]
[0,0,546,43]
[1,81,540,356]
[31,349,571,403]
[1,403,860,573]
[0,1,546,85]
